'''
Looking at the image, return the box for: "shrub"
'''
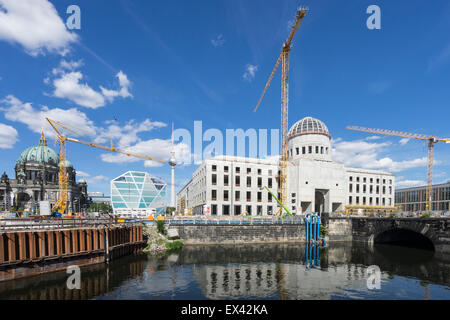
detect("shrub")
[165,240,183,250]
[420,212,431,218]
[389,212,398,218]
[319,225,328,237]
[156,220,166,235]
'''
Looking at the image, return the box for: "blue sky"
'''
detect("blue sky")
[0,0,449,200]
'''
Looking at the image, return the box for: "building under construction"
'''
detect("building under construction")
[177,117,396,216]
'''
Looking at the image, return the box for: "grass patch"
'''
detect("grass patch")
[165,240,184,252]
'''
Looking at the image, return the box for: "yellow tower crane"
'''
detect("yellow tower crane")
[46,118,166,215]
[347,125,450,213]
[253,7,308,214]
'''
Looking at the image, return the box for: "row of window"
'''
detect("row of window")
[211,204,277,216]
[349,176,392,184]
[349,184,392,195]
[212,174,275,188]
[212,165,274,176]
[348,196,392,206]
[288,145,329,157]
[396,187,450,203]
[211,190,277,203]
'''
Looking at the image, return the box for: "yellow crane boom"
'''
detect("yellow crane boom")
[347,125,450,212]
[46,117,166,215]
[253,7,308,214]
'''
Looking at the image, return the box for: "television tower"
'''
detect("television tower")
[168,122,177,208]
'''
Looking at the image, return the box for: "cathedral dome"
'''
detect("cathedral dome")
[288,117,331,139]
[16,134,59,166]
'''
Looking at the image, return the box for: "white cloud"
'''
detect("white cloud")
[332,138,428,173]
[0,122,18,148]
[243,64,258,82]
[52,71,107,108]
[0,95,96,139]
[365,136,381,141]
[0,0,78,56]
[0,95,175,167]
[48,61,133,108]
[211,34,225,47]
[75,170,109,185]
[395,180,426,188]
[0,95,164,150]
[399,138,410,146]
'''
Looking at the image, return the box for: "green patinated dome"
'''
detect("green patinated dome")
[16,134,59,166]
[78,178,86,184]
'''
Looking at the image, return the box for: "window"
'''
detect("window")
[224,190,229,201]
[258,169,262,175]
[257,205,262,216]
[247,176,251,187]
[363,197,366,205]
[316,146,319,153]
[321,146,324,154]
[296,147,299,155]
[246,205,252,215]
[349,196,352,204]
[212,204,217,215]
[383,179,386,184]
[258,177,262,188]
[223,205,230,215]
[383,186,386,194]
[212,165,217,171]
[349,184,353,193]
[370,185,373,193]
[302,146,306,154]
[376,186,379,194]
[356,196,360,205]
[268,192,272,202]
[211,190,217,201]
[350,176,353,182]
[363,177,366,183]
[257,192,262,202]
[268,178,272,188]
[308,146,312,154]
[246,191,251,201]
[292,193,296,197]
[236,167,240,174]
[363,185,366,193]
[235,176,240,186]
[224,175,229,186]
[370,178,373,183]
[267,206,273,215]
[224,166,229,173]
[235,191,240,201]
[212,174,217,185]
[356,184,360,193]
[370,197,373,205]
[357,177,360,182]
[247,168,251,174]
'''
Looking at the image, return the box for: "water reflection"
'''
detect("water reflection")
[0,242,449,300]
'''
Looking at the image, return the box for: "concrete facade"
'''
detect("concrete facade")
[395,182,450,212]
[177,117,395,216]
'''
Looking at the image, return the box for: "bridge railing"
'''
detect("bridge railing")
[0,216,139,231]
[163,216,305,225]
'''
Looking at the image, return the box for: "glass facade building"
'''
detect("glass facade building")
[111,171,167,216]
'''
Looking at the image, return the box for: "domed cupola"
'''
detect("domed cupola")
[287,116,332,161]
[288,117,331,139]
[16,133,59,166]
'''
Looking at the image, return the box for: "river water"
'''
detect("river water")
[0,242,449,300]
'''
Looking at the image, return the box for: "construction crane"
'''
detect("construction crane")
[347,125,450,212]
[253,7,308,214]
[46,118,166,215]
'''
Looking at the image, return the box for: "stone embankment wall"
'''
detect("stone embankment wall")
[172,224,306,245]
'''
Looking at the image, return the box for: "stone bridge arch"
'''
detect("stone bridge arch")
[352,218,449,253]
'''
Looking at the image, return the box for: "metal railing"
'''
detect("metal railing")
[163,216,305,225]
[0,216,139,231]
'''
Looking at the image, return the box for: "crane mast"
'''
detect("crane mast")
[347,126,450,212]
[253,7,307,213]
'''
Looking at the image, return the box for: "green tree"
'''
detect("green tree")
[87,202,112,214]
[165,207,176,215]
